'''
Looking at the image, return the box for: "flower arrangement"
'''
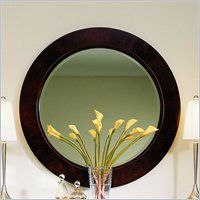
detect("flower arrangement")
[47,109,158,169]
[47,110,158,199]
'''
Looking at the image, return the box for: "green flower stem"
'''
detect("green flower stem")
[105,139,123,169]
[105,130,126,167]
[60,135,82,153]
[96,131,101,167]
[76,140,92,166]
[102,136,109,166]
[96,133,98,166]
[103,133,114,166]
[112,130,126,151]
[77,134,93,167]
[110,136,142,166]
[94,138,97,167]
[98,133,101,167]
[59,135,89,165]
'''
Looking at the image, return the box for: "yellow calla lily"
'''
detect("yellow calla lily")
[124,135,133,141]
[47,111,159,170]
[92,119,102,132]
[69,133,78,140]
[94,110,103,122]
[108,128,114,136]
[89,129,97,138]
[130,127,144,135]
[141,126,158,136]
[125,119,138,131]
[69,125,80,135]
[47,125,61,139]
[114,119,125,130]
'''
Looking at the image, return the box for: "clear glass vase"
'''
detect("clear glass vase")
[88,167,112,199]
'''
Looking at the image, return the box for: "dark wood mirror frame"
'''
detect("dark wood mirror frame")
[20,27,180,187]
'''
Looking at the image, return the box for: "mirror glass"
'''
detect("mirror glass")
[39,48,160,167]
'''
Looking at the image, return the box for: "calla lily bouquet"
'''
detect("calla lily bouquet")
[47,110,158,169]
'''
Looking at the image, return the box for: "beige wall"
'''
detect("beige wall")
[1,1,199,199]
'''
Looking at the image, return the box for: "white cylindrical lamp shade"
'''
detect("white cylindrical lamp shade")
[1,98,17,141]
[183,96,199,141]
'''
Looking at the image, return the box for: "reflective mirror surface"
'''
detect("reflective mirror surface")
[39,48,160,166]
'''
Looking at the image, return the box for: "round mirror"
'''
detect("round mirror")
[39,48,160,167]
[20,27,180,187]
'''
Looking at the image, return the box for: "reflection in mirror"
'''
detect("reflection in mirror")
[39,48,160,167]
